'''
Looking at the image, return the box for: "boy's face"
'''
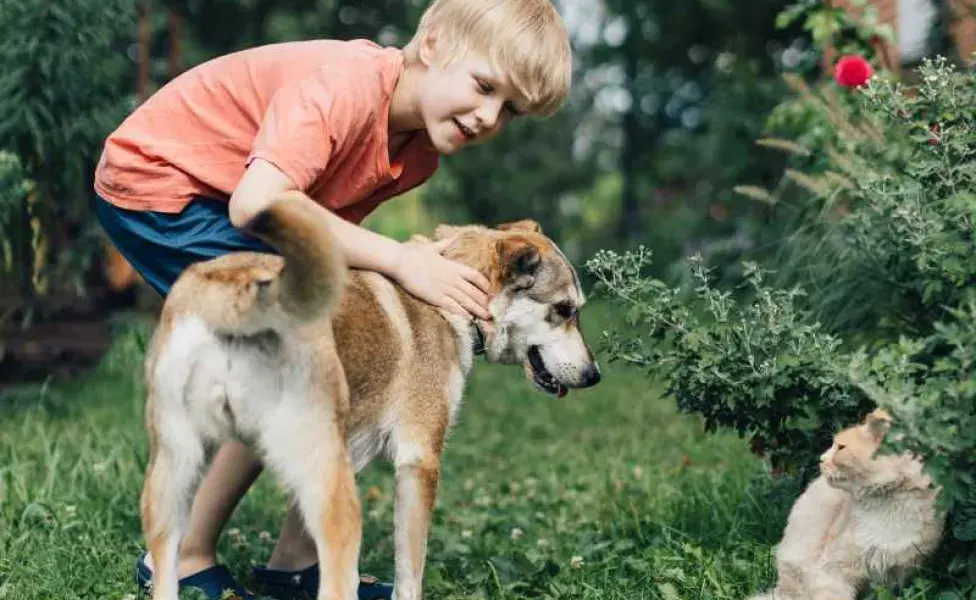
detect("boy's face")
[418,45,527,155]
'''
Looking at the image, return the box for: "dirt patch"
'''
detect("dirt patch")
[0,320,114,386]
[0,286,153,390]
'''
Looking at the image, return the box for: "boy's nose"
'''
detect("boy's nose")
[476,103,502,131]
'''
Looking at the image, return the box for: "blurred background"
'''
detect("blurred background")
[0,0,972,387]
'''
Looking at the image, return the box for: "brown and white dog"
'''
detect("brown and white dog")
[139,191,601,600]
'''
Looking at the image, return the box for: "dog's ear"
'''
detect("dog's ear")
[497,219,542,234]
[496,237,541,290]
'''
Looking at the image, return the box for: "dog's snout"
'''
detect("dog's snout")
[580,363,601,388]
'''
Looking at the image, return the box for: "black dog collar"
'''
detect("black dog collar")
[471,322,486,356]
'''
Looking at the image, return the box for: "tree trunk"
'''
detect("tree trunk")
[251,0,274,46]
[100,2,152,295]
[138,2,150,102]
[618,7,643,241]
[928,0,960,63]
[17,190,34,312]
[168,8,182,78]
[460,173,497,226]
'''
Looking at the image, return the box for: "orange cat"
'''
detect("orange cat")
[750,409,944,600]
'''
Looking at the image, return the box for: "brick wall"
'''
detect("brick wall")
[832,0,976,70]
[951,0,976,59]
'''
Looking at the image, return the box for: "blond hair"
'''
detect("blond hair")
[405,0,572,116]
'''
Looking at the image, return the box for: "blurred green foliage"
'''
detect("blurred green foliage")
[0,0,134,304]
[0,0,817,304]
[590,46,976,597]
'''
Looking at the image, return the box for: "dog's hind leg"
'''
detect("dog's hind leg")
[141,393,208,600]
[259,386,361,600]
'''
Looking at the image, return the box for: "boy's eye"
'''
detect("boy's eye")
[836,444,846,451]
[476,79,493,94]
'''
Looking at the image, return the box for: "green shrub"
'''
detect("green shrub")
[589,57,976,594]
[848,306,976,592]
[0,0,135,300]
[0,151,34,288]
[586,248,872,478]
[757,58,976,339]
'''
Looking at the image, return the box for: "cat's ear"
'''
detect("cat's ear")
[863,408,892,442]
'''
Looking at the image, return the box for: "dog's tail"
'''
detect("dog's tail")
[245,191,346,321]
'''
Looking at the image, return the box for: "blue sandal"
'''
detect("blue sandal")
[251,564,393,600]
[136,553,254,600]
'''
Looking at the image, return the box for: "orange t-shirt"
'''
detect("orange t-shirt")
[94,39,439,224]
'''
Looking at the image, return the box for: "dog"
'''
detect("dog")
[139,191,601,600]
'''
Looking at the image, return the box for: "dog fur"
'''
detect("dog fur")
[140,191,601,600]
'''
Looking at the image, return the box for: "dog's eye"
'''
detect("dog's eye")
[554,303,576,320]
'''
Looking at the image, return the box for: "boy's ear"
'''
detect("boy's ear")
[497,219,542,234]
[419,31,438,67]
[496,237,541,290]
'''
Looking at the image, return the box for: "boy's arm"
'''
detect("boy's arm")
[229,158,403,275]
[230,159,492,320]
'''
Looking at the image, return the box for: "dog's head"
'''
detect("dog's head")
[436,219,601,397]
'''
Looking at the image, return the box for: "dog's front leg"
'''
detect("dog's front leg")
[392,447,441,600]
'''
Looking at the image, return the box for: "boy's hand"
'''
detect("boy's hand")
[393,239,493,320]
[229,162,492,319]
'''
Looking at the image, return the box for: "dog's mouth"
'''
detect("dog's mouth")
[525,346,567,398]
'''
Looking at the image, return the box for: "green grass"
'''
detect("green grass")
[0,306,797,600]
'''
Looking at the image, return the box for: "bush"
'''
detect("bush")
[0,151,34,290]
[588,57,976,594]
[0,0,135,300]
[586,248,872,477]
[849,308,976,592]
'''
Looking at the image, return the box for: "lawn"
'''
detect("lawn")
[0,304,794,600]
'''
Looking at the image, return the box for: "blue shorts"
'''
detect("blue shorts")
[95,195,274,296]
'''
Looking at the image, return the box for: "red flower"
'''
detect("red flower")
[834,55,874,87]
[929,123,940,145]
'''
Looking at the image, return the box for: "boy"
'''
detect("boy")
[95,0,571,598]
